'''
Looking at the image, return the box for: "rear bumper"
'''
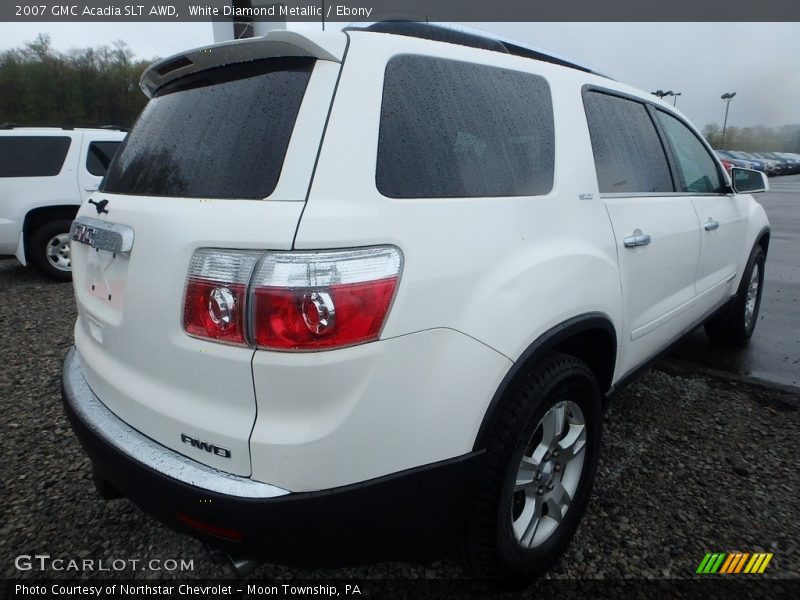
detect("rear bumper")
[62,347,483,564]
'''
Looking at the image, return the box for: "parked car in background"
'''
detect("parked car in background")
[781,152,800,164]
[750,152,785,174]
[783,153,800,173]
[0,126,126,280]
[62,23,771,580]
[715,151,750,174]
[738,151,782,176]
[760,152,800,174]
[716,150,766,173]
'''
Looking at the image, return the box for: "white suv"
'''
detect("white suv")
[0,126,125,281]
[62,24,770,578]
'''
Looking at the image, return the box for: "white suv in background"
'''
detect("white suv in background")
[0,126,125,281]
[62,24,770,579]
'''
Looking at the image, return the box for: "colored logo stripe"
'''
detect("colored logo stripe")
[720,553,747,574]
[696,553,713,573]
[745,553,774,574]
[758,554,774,573]
[719,553,736,574]
[734,553,750,573]
[697,553,726,573]
[698,552,773,574]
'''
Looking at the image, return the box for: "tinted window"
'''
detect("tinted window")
[377,55,554,198]
[655,111,723,193]
[86,141,121,177]
[583,92,673,194]
[0,136,71,177]
[103,58,313,199]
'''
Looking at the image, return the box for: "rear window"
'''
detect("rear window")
[0,136,71,177]
[86,141,121,177]
[102,58,314,199]
[377,55,554,199]
[583,91,674,194]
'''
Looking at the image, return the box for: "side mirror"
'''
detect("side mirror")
[731,167,769,194]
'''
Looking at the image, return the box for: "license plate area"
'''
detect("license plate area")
[84,248,129,312]
[71,217,134,313]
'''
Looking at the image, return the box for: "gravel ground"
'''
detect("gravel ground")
[1,257,798,584]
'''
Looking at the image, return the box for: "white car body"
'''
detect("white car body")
[0,127,125,274]
[62,25,770,570]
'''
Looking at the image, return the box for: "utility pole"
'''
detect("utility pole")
[720,92,737,148]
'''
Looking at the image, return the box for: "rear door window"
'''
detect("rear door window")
[583,91,674,194]
[0,136,71,177]
[86,141,121,177]
[377,55,554,198]
[102,58,314,199]
[654,110,723,193]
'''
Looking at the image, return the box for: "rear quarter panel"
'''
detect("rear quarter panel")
[294,34,624,420]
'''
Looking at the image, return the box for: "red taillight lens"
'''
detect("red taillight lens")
[183,280,248,344]
[250,247,402,351]
[252,278,399,350]
[182,246,403,351]
[182,250,261,346]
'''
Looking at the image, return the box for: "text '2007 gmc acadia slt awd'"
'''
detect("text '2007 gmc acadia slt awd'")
[62,23,770,579]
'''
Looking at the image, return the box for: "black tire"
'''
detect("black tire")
[464,351,602,579]
[704,245,765,347]
[28,218,74,282]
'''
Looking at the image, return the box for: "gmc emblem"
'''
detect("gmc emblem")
[180,433,232,458]
[71,223,96,246]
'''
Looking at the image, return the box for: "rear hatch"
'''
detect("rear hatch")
[70,32,344,476]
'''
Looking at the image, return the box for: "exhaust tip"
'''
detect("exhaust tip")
[203,543,262,578]
[92,468,122,500]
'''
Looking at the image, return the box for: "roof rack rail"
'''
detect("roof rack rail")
[345,22,610,79]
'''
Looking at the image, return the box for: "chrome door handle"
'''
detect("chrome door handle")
[623,234,651,248]
[85,187,98,192]
[704,219,720,231]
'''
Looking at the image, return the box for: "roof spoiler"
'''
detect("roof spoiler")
[140,30,346,98]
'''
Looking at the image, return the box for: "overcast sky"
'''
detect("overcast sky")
[1,21,798,129]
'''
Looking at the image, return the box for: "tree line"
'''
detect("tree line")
[2,34,799,154]
[0,34,151,129]
[702,122,800,153]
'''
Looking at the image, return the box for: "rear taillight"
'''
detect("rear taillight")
[183,249,261,345]
[182,246,402,351]
[250,247,402,350]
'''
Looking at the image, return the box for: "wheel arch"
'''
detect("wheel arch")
[731,225,770,293]
[756,226,770,257]
[22,205,79,262]
[473,313,617,451]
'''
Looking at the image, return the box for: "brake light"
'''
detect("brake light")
[251,247,402,350]
[183,249,261,345]
[181,246,402,351]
